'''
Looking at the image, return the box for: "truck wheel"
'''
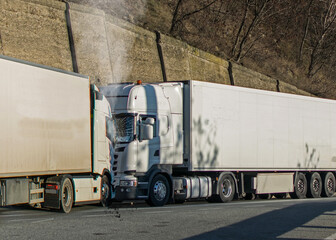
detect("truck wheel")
[101,175,111,207]
[218,174,235,203]
[148,174,170,207]
[322,172,335,197]
[290,173,307,199]
[307,172,322,198]
[60,178,73,213]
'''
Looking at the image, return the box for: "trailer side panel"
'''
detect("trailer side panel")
[187,80,336,171]
[0,56,92,177]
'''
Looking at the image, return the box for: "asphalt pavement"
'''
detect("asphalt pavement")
[1,198,336,240]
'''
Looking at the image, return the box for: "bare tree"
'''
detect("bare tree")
[230,0,287,62]
[299,0,314,62]
[170,0,183,34]
[307,0,336,78]
[231,0,251,58]
[169,0,220,35]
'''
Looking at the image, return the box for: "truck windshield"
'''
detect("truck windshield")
[113,114,135,143]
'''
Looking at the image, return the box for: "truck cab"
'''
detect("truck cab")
[100,82,184,205]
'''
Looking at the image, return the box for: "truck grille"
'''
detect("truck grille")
[112,145,126,181]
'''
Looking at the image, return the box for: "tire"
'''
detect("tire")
[148,174,171,207]
[60,178,74,214]
[322,172,336,197]
[101,175,111,207]
[307,172,322,198]
[218,174,235,203]
[290,173,307,199]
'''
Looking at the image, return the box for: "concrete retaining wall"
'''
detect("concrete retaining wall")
[0,0,72,70]
[0,0,312,97]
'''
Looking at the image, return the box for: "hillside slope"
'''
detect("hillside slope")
[67,0,336,99]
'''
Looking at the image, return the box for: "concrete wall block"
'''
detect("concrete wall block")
[187,54,229,85]
[105,15,162,84]
[160,34,230,84]
[187,46,230,85]
[278,80,313,97]
[160,34,191,81]
[231,62,278,91]
[69,3,113,86]
[21,0,65,10]
[0,0,72,70]
[187,45,229,67]
[106,14,152,36]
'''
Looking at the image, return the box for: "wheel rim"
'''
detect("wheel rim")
[102,182,109,200]
[63,185,70,206]
[312,178,320,192]
[222,179,232,198]
[297,179,305,193]
[327,178,334,193]
[153,180,167,201]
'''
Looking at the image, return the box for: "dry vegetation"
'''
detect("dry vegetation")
[68,0,336,99]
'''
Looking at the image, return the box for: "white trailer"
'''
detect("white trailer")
[101,80,336,206]
[0,55,113,213]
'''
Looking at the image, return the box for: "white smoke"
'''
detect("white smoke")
[108,31,134,84]
[69,0,148,85]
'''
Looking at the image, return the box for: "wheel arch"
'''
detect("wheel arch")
[102,168,113,183]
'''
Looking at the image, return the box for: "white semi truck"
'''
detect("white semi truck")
[0,55,113,213]
[101,80,336,206]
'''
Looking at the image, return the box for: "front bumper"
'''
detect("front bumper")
[114,186,137,201]
[114,182,148,201]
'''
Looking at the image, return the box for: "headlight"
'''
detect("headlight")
[120,180,137,187]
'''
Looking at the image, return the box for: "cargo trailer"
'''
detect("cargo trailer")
[0,55,113,213]
[101,80,336,206]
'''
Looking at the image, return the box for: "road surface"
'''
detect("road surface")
[1,198,336,240]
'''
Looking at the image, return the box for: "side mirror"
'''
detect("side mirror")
[144,117,155,125]
[140,118,155,141]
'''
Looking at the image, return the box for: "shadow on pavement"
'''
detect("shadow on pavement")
[184,200,336,240]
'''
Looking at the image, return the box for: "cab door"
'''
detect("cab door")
[137,115,160,172]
